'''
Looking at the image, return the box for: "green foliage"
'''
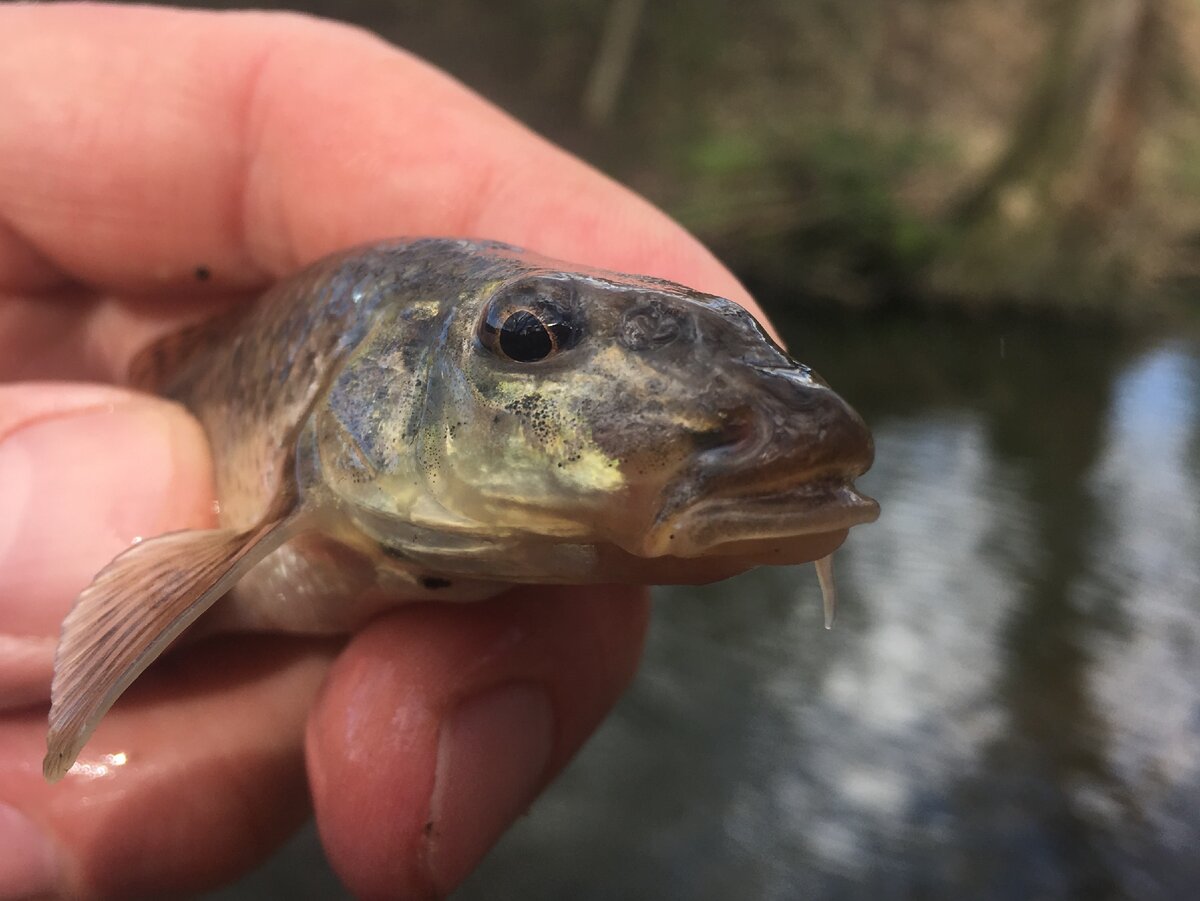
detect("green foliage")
[165,0,1200,314]
[787,128,944,275]
[675,124,948,306]
[687,133,769,178]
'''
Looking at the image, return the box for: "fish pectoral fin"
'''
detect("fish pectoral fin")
[44,519,291,782]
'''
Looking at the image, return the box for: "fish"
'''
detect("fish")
[43,238,878,781]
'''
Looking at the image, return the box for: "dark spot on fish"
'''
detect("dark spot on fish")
[424,821,435,837]
[381,545,406,560]
[194,265,211,282]
[420,576,452,590]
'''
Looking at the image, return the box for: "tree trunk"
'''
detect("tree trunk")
[954,0,1163,232]
[582,0,647,128]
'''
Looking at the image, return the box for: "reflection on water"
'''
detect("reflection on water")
[213,315,1200,900]
[1084,347,1200,895]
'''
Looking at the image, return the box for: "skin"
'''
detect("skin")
[0,5,842,898]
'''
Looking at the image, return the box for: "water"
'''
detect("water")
[213,310,1200,900]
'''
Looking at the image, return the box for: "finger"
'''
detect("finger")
[0,287,245,384]
[0,383,214,710]
[307,587,650,900]
[0,635,337,899]
[0,384,213,650]
[0,4,750,306]
[0,382,340,898]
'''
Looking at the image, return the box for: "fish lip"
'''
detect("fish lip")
[642,477,880,558]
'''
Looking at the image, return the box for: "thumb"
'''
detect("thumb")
[0,383,214,708]
[0,384,335,900]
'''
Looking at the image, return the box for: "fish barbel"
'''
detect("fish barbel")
[44,238,878,780]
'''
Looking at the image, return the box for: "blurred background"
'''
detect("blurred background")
[156,0,1200,897]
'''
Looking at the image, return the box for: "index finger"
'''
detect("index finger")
[0,5,750,314]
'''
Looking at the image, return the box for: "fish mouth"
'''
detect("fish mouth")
[639,369,879,560]
[641,472,879,558]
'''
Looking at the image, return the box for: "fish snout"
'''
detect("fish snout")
[701,364,874,487]
[773,365,873,477]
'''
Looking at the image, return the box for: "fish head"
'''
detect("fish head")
[319,260,877,582]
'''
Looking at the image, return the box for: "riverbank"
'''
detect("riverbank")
[167,0,1200,315]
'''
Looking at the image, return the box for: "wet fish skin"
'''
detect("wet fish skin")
[43,238,878,780]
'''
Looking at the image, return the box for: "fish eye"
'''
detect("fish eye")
[498,309,553,362]
[479,283,582,364]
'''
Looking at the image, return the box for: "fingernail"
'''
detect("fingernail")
[0,804,59,899]
[428,683,553,893]
[0,401,207,636]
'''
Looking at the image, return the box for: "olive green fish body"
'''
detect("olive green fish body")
[137,240,526,529]
[42,238,879,779]
[140,241,547,630]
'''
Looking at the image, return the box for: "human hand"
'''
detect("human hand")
[0,5,780,898]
